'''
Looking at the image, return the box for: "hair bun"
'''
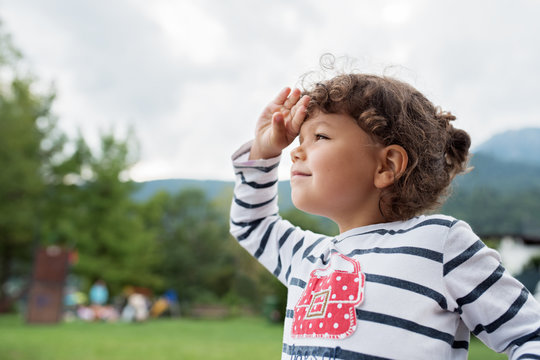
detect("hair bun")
[445,126,471,176]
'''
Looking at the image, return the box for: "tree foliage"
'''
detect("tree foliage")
[0,26,64,305]
[0,25,159,306]
[140,189,231,301]
[63,133,161,294]
[441,187,540,236]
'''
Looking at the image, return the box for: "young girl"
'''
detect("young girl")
[230,72,540,359]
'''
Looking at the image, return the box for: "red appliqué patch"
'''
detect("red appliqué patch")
[292,253,365,339]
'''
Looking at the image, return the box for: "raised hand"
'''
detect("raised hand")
[250,87,310,160]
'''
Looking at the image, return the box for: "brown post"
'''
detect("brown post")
[26,246,69,324]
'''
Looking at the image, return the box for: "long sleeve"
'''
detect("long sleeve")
[442,220,540,358]
[229,141,330,286]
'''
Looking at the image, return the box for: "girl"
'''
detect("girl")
[230,72,540,359]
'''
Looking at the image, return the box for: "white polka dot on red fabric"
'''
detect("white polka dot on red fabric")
[344,314,350,319]
[328,313,332,318]
[336,276,341,281]
[337,304,342,309]
[334,323,339,329]
[319,322,323,328]
[349,295,354,300]
[342,285,347,291]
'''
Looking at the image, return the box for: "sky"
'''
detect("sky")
[1,0,539,182]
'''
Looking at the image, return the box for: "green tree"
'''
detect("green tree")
[63,133,162,295]
[0,25,64,309]
[0,23,162,308]
[141,189,232,303]
[442,187,540,236]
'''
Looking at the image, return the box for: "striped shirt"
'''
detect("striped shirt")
[230,141,540,360]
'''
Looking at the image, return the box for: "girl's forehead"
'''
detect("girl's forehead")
[301,116,332,130]
[301,112,355,131]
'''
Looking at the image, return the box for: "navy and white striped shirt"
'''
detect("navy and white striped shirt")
[230,141,540,360]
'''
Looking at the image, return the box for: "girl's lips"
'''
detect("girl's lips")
[291,170,311,177]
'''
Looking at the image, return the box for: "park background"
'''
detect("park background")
[1,1,540,359]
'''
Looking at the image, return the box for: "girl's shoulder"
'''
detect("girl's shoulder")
[385,214,465,235]
[414,213,476,235]
[410,213,459,225]
[398,214,479,251]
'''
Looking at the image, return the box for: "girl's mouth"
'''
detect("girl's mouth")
[291,170,311,178]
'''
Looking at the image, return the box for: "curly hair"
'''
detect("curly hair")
[302,73,471,221]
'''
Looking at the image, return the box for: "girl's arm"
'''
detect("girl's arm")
[442,221,540,358]
[230,141,326,285]
[230,87,322,285]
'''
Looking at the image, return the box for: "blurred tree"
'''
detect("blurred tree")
[0,25,65,309]
[442,187,540,236]
[58,133,162,294]
[140,188,233,303]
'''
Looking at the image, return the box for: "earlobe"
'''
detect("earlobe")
[374,145,408,189]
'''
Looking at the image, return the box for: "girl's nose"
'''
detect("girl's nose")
[290,145,305,163]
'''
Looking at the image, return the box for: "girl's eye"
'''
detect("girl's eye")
[315,134,329,141]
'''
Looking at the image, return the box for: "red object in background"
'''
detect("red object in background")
[68,249,79,265]
[292,253,365,339]
[26,246,69,324]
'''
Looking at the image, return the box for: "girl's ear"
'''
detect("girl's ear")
[374,145,408,189]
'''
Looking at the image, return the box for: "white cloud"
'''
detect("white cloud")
[144,0,228,65]
[1,0,539,181]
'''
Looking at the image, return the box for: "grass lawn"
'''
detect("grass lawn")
[0,314,506,359]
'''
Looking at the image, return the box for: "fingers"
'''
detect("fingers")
[269,87,311,142]
[283,88,302,109]
[289,95,310,133]
[271,112,289,149]
[272,87,292,106]
[273,87,303,109]
[290,94,310,119]
[271,112,286,135]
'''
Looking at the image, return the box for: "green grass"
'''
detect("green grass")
[0,314,283,360]
[0,314,506,359]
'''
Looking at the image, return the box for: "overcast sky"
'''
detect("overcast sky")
[1,0,539,181]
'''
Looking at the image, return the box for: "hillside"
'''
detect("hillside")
[474,127,540,167]
[133,179,233,202]
[133,178,296,210]
[453,152,540,192]
[441,129,540,236]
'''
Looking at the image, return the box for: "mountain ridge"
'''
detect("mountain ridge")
[473,127,540,167]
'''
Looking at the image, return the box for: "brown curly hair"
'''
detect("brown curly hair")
[302,73,471,221]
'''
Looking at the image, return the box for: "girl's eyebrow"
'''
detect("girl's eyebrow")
[298,118,333,143]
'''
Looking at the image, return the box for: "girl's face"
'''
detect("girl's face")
[290,112,384,232]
